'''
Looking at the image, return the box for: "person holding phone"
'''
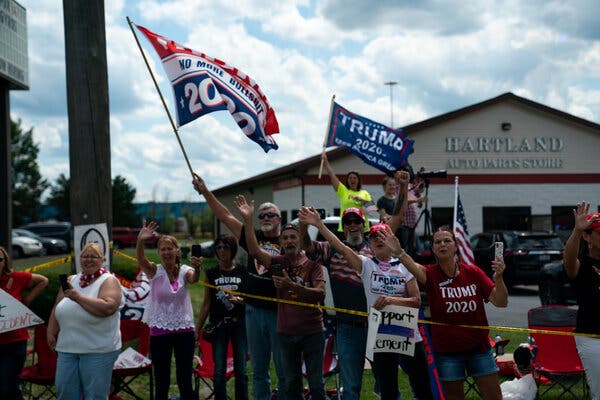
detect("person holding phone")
[47,243,123,400]
[234,195,326,400]
[0,246,48,400]
[136,221,202,400]
[196,234,248,400]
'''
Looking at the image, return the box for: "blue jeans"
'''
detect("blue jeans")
[336,321,367,400]
[212,319,248,400]
[150,331,195,400]
[245,304,286,400]
[56,350,120,400]
[279,332,325,400]
[0,340,27,400]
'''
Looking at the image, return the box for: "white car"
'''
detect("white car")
[12,232,45,258]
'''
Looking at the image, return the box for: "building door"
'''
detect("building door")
[483,207,530,231]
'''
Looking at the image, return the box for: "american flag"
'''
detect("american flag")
[453,177,475,264]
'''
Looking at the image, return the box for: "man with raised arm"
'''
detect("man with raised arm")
[192,174,285,400]
[298,171,408,400]
[234,194,326,400]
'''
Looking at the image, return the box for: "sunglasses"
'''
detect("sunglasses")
[81,255,102,260]
[258,212,279,220]
[0,257,4,262]
[343,219,363,225]
[215,244,230,250]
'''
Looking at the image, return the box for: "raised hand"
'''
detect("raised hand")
[233,194,254,220]
[491,258,506,281]
[298,206,321,227]
[192,173,206,194]
[395,170,410,185]
[381,227,402,254]
[138,220,158,240]
[573,201,593,232]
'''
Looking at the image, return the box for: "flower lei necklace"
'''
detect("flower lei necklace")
[80,268,107,288]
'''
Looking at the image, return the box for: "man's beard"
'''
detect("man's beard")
[261,223,275,233]
[346,233,363,247]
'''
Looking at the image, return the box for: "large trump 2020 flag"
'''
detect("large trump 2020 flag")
[136,24,279,152]
[325,101,413,173]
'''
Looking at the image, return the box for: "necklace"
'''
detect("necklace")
[80,268,107,288]
[438,262,459,287]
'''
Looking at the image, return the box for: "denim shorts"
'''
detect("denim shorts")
[435,348,499,381]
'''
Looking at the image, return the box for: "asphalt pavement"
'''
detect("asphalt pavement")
[485,285,543,330]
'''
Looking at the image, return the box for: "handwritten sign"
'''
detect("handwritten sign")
[366,305,418,360]
[0,289,44,334]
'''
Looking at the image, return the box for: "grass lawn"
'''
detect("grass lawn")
[13,251,589,399]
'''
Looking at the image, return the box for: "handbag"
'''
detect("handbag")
[202,321,221,342]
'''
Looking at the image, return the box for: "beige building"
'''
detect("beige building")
[212,92,600,237]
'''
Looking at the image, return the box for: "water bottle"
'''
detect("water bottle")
[495,334,504,356]
[216,290,234,311]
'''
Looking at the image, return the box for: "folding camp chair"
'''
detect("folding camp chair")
[528,305,589,399]
[110,319,154,400]
[19,324,58,400]
[193,330,235,400]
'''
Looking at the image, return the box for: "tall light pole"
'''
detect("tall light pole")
[384,81,398,127]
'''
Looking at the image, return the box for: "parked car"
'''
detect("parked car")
[539,260,577,305]
[112,227,160,249]
[471,230,564,287]
[11,231,45,258]
[18,221,73,251]
[13,228,68,255]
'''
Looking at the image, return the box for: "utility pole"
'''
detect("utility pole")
[384,81,398,127]
[63,0,111,246]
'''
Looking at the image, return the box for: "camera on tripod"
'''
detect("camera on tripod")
[417,169,447,179]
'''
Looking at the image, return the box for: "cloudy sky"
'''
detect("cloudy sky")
[11,0,600,202]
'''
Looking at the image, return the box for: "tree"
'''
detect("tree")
[47,174,139,226]
[11,119,49,226]
[113,175,139,227]
[46,173,71,221]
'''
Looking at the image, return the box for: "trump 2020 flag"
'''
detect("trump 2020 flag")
[453,177,475,264]
[325,101,413,173]
[136,24,279,152]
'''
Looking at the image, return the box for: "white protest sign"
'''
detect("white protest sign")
[74,223,110,272]
[366,304,419,360]
[0,289,44,334]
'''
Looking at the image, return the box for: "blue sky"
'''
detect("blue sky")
[12,0,600,202]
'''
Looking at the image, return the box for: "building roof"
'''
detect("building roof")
[214,92,600,195]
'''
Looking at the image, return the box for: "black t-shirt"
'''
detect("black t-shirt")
[574,255,600,334]
[206,264,247,322]
[238,225,281,309]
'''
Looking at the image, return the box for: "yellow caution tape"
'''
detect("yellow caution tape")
[33,251,600,339]
[24,255,72,273]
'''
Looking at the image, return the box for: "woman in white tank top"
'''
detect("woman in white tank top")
[47,243,124,400]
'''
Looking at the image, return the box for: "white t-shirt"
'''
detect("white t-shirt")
[359,255,422,342]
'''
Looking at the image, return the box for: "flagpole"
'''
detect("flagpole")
[453,176,459,232]
[126,16,195,177]
[318,94,336,179]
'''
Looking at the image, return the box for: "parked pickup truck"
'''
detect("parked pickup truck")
[112,227,160,249]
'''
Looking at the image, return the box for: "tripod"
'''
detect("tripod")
[411,178,434,245]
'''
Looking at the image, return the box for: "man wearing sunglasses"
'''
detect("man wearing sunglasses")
[192,174,287,400]
[234,195,326,400]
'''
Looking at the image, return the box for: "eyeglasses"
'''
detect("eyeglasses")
[258,212,279,220]
[343,219,363,225]
[81,255,102,260]
[215,244,230,250]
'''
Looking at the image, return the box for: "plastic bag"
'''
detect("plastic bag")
[500,374,537,400]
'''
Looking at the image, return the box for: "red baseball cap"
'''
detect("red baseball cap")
[586,213,600,232]
[369,223,391,236]
[342,207,365,223]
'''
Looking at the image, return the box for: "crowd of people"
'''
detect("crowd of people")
[2,168,598,400]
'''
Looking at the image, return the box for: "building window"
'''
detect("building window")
[431,207,453,231]
[334,208,340,217]
[551,206,576,231]
[483,207,531,231]
[290,209,299,221]
[280,210,288,225]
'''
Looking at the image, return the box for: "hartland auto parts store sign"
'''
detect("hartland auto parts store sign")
[0,0,28,90]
